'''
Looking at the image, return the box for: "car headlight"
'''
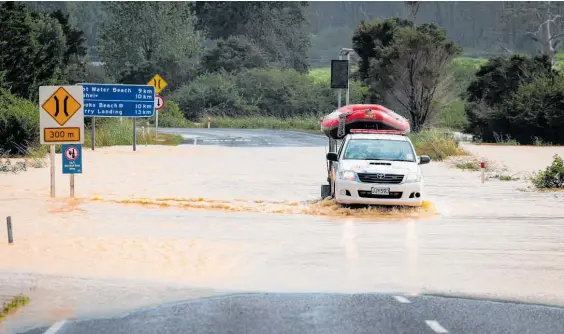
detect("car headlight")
[404,173,421,183]
[338,170,356,181]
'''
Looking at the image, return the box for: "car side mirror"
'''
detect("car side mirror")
[326,152,338,161]
[419,155,431,165]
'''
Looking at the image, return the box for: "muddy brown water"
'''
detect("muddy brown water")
[1,144,564,331]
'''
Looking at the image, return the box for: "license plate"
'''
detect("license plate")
[371,187,390,195]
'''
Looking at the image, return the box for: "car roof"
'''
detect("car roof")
[347,133,410,141]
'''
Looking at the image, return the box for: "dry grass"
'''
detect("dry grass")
[409,129,468,161]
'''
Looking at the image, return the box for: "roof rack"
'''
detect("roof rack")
[349,129,408,135]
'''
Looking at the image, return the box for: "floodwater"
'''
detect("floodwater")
[2,144,564,332]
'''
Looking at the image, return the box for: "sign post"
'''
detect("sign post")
[147,74,168,137]
[154,94,165,136]
[82,84,155,151]
[39,85,84,198]
[62,144,82,198]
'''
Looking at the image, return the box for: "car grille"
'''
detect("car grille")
[358,191,403,199]
[357,173,404,184]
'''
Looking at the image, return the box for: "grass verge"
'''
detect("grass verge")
[0,294,30,321]
[84,119,183,148]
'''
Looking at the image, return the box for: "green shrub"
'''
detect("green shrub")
[172,68,337,121]
[0,89,39,155]
[171,71,248,121]
[233,68,334,118]
[148,100,188,128]
[530,155,564,189]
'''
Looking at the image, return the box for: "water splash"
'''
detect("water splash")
[89,196,438,220]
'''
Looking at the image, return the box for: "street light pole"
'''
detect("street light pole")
[338,54,343,109]
[346,51,351,105]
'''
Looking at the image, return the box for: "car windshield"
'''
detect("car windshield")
[342,138,416,162]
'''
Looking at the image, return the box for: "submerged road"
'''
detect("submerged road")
[159,128,327,147]
[19,293,564,334]
[6,128,564,334]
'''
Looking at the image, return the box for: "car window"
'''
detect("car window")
[342,138,416,162]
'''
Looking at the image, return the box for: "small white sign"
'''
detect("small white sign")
[155,94,165,110]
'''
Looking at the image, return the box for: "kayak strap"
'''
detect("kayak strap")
[337,111,353,138]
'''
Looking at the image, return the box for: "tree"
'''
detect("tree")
[99,2,202,86]
[0,3,87,100]
[369,23,462,131]
[0,2,41,99]
[193,1,310,73]
[502,75,564,144]
[501,1,564,63]
[201,35,269,73]
[466,55,554,107]
[464,54,556,141]
[352,17,412,81]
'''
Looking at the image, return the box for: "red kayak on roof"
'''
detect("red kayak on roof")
[320,104,410,139]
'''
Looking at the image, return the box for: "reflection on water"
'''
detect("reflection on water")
[2,145,564,331]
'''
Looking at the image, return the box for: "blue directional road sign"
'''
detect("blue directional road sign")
[62,144,82,174]
[82,84,155,118]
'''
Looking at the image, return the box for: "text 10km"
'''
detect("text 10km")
[135,94,153,100]
[135,104,154,109]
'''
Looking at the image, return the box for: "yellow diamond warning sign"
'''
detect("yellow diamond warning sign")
[39,85,84,145]
[147,73,168,94]
[41,87,82,126]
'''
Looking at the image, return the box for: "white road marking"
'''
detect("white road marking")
[43,320,67,334]
[393,295,411,303]
[425,320,448,333]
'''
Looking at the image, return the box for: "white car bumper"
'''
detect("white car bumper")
[334,178,424,206]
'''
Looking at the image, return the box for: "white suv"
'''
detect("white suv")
[326,132,430,206]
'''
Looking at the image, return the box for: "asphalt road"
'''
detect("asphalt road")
[18,293,564,334]
[159,128,327,147]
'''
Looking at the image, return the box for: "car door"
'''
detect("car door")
[330,139,347,196]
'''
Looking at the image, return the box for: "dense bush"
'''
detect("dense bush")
[172,68,336,121]
[502,75,564,144]
[0,89,39,155]
[530,155,564,189]
[171,71,247,121]
[465,55,557,142]
[154,101,188,128]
